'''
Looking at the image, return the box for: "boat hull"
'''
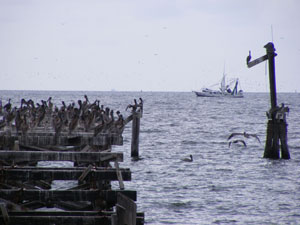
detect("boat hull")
[193,91,243,98]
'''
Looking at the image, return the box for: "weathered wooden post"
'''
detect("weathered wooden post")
[129,98,143,158]
[247,42,290,159]
[131,111,141,158]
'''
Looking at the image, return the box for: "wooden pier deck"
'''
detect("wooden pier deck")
[0,97,144,225]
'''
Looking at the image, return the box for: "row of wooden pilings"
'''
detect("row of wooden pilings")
[0,98,143,225]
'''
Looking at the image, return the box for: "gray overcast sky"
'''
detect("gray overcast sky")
[0,0,299,92]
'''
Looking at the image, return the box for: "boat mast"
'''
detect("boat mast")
[220,63,226,93]
[232,79,239,95]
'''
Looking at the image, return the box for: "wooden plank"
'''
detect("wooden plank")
[20,201,45,210]
[247,54,268,68]
[6,211,144,217]
[1,211,145,225]
[78,164,93,182]
[114,161,125,190]
[0,215,111,225]
[0,203,9,225]
[0,167,131,181]
[54,201,92,211]
[0,151,123,163]
[13,141,20,151]
[0,189,137,203]
[117,193,137,225]
[0,132,123,147]
[0,198,27,211]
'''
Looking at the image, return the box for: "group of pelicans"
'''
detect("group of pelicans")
[0,96,143,136]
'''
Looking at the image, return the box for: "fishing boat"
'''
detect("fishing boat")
[193,73,243,98]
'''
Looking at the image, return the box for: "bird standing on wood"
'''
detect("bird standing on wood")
[3,99,12,112]
[20,114,29,135]
[246,50,251,64]
[68,108,79,135]
[126,99,138,112]
[93,114,105,136]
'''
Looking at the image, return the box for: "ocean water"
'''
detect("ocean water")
[1,90,300,224]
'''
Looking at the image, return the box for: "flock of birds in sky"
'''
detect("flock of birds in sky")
[0,95,143,137]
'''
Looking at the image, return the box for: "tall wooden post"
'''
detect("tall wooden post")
[265,42,277,109]
[264,42,279,159]
[263,43,290,159]
[131,111,140,158]
[247,42,290,159]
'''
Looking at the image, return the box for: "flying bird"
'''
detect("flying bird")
[228,139,247,148]
[228,132,261,144]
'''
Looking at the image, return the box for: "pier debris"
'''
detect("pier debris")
[0,96,145,225]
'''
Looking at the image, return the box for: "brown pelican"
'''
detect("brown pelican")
[94,114,105,136]
[15,110,22,133]
[228,139,247,148]
[61,101,66,110]
[27,99,35,109]
[37,105,46,126]
[103,110,115,133]
[20,98,27,109]
[83,110,94,132]
[68,108,79,135]
[47,97,53,111]
[114,112,125,134]
[126,99,138,112]
[4,107,16,125]
[52,112,64,135]
[182,155,193,162]
[4,99,11,111]
[20,114,29,135]
[138,97,143,113]
[84,95,90,103]
[246,50,251,64]
[228,132,261,144]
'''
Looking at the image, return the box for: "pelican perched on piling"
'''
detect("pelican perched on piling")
[68,108,79,135]
[4,99,12,112]
[126,99,138,112]
[246,50,251,64]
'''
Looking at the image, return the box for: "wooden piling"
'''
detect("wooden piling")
[131,112,141,158]
[247,42,290,159]
[115,193,137,225]
[264,120,280,159]
[0,97,145,224]
[263,43,290,159]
